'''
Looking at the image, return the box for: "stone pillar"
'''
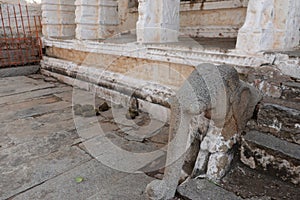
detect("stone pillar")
[75,0,99,40]
[98,0,119,38]
[75,0,119,40]
[136,0,180,43]
[236,0,300,53]
[41,0,76,39]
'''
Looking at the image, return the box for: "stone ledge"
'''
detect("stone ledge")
[181,0,247,12]
[41,56,174,108]
[0,65,40,78]
[256,103,300,144]
[177,178,242,200]
[43,38,270,67]
[244,131,300,160]
[180,26,240,38]
[40,65,171,123]
[129,0,248,13]
[241,131,300,184]
[260,97,300,111]
[43,38,300,80]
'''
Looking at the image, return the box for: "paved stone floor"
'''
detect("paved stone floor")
[1,74,299,200]
[0,74,170,200]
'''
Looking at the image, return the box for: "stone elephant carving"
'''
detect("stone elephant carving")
[146,64,261,199]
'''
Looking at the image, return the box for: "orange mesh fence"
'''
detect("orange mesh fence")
[0,3,42,67]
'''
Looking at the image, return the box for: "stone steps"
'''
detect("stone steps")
[221,161,300,200]
[253,100,300,145]
[242,92,300,185]
[177,168,300,200]
[240,130,300,185]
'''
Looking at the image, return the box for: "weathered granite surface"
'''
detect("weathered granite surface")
[177,179,242,200]
[0,75,157,200]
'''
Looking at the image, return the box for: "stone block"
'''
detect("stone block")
[241,131,300,185]
[257,103,300,144]
[177,179,242,200]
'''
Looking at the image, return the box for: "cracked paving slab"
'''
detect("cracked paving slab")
[0,146,91,200]
[0,76,55,98]
[0,101,72,123]
[0,109,75,150]
[0,86,71,106]
[0,75,157,200]
[12,159,154,200]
